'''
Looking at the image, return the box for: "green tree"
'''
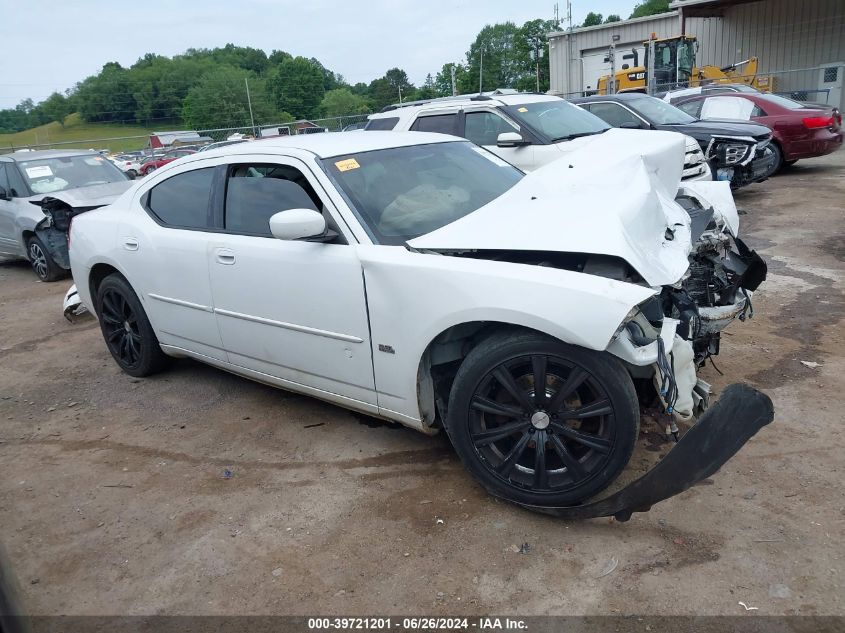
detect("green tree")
[368,68,415,110]
[182,67,276,129]
[268,56,325,119]
[459,22,524,93]
[75,62,137,123]
[605,14,622,23]
[515,19,556,92]
[415,74,437,100]
[630,0,670,19]
[582,12,603,27]
[40,92,73,126]
[434,63,465,96]
[320,88,370,117]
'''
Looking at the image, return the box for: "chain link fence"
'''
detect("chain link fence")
[1,113,372,155]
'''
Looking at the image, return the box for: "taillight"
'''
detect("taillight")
[803,116,834,129]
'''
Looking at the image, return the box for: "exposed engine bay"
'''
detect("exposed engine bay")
[427,182,766,425]
[30,197,100,270]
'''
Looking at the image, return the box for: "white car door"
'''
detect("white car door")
[118,164,227,361]
[207,156,377,409]
[462,108,537,171]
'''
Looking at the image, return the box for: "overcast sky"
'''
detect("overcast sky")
[0,0,635,108]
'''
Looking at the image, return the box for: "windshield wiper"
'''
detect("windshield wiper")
[550,129,609,142]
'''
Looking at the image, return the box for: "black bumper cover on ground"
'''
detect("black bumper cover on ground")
[522,384,774,521]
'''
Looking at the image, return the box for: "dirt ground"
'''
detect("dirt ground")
[1,151,844,617]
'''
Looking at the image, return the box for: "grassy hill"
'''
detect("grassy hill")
[0,114,185,154]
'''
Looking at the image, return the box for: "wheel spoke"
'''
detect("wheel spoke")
[496,431,532,476]
[471,396,524,419]
[492,367,534,412]
[561,398,612,420]
[106,328,123,343]
[531,356,548,406]
[101,313,121,325]
[549,434,586,480]
[471,420,530,446]
[533,430,548,489]
[102,293,120,319]
[547,367,588,413]
[550,422,611,454]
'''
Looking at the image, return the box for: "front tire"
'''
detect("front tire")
[769,142,785,174]
[27,236,63,282]
[96,274,170,377]
[446,331,639,508]
[143,165,156,175]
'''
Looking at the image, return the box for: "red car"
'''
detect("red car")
[140,148,196,176]
[674,92,842,172]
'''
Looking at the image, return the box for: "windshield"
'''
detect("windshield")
[627,97,696,125]
[503,100,609,142]
[323,141,523,245]
[18,154,127,194]
[677,40,695,79]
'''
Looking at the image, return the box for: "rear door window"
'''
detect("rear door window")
[410,113,459,135]
[364,117,399,131]
[146,167,214,229]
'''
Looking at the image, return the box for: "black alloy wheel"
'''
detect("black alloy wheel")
[96,274,170,377]
[447,332,639,507]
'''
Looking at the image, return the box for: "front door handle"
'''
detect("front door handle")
[123,237,139,251]
[215,248,235,265]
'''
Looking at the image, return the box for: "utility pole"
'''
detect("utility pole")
[450,65,457,96]
[479,49,483,94]
[647,40,657,95]
[398,85,403,103]
[244,77,256,136]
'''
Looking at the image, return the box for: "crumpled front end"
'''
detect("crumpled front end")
[608,179,767,422]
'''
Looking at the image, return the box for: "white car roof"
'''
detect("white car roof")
[194,131,458,159]
[369,92,562,120]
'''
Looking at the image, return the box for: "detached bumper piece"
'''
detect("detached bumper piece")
[520,384,774,521]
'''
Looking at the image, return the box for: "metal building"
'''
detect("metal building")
[548,0,845,108]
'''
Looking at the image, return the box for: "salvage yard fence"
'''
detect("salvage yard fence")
[1,113,371,155]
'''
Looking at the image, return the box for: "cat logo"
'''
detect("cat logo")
[627,72,647,81]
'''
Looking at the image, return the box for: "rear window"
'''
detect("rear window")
[758,94,809,110]
[364,117,399,131]
[410,114,459,135]
[146,168,214,229]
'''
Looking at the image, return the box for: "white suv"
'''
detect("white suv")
[365,91,711,181]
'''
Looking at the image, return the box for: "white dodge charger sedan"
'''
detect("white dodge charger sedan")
[69,131,767,512]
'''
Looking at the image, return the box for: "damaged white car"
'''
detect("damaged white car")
[0,150,132,281]
[68,132,772,518]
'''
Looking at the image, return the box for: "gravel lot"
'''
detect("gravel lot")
[1,151,843,617]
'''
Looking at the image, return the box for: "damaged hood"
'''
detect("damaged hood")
[27,180,132,209]
[410,129,692,287]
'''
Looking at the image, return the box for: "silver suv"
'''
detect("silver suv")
[365,90,711,181]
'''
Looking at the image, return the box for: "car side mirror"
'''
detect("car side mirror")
[0,186,9,201]
[269,208,327,241]
[497,132,529,148]
[619,121,645,129]
[126,171,136,180]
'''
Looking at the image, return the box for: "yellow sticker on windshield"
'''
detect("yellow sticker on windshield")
[517,107,528,112]
[334,158,360,172]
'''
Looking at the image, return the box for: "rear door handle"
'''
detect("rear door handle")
[215,248,235,265]
[123,238,139,251]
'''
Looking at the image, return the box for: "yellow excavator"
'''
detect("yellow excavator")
[596,35,774,95]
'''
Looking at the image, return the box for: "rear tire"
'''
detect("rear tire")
[26,236,64,282]
[445,331,640,508]
[96,274,170,377]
